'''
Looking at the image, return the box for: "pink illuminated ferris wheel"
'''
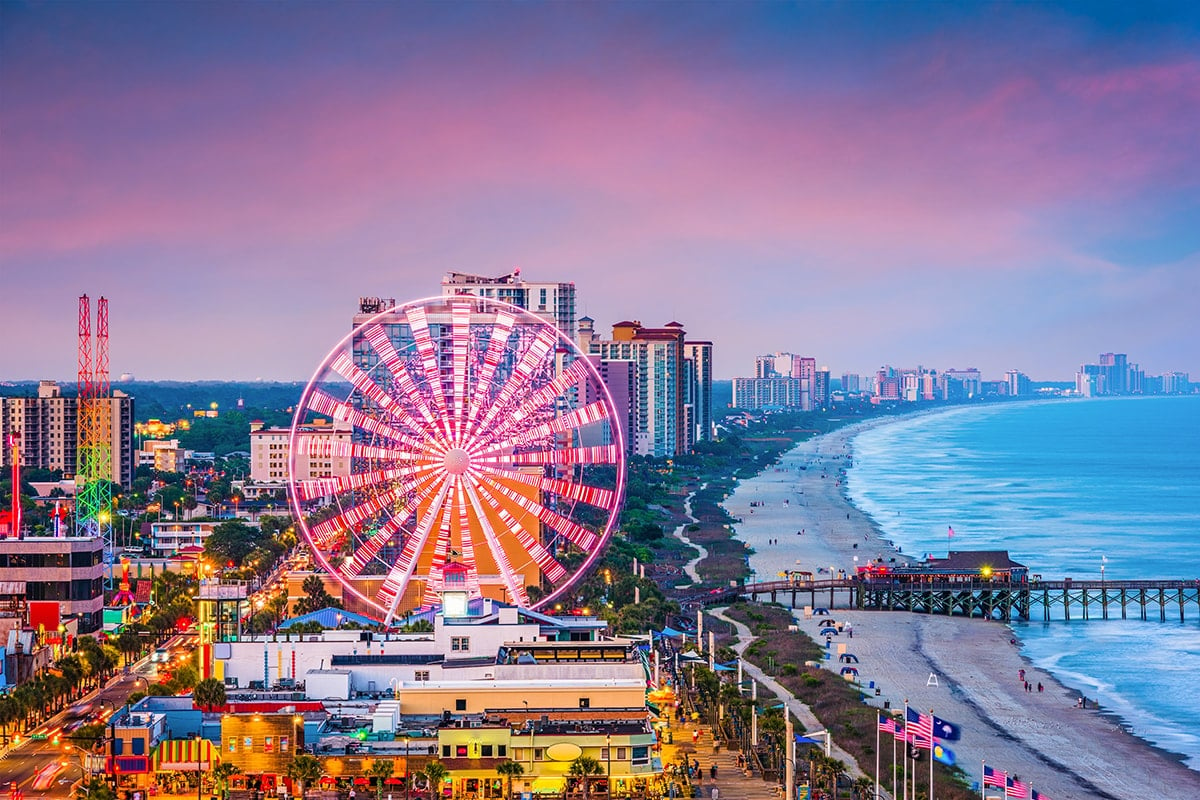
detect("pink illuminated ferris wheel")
[288,295,626,623]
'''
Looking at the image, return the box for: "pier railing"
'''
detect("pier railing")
[691,578,1200,622]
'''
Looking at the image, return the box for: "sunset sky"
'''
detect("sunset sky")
[2,1,1197,382]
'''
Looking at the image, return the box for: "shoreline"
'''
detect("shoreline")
[721,415,1200,798]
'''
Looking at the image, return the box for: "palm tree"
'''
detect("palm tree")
[852,777,873,800]
[367,759,394,800]
[193,678,227,711]
[213,763,242,800]
[420,761,449,799]
[496,760,525,800]
[568,756,604,799]
[286,753,322,800]
[0,695,19,743]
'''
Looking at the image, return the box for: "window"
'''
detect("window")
[617,747,627,760]
[534,748,544,762]
[451,636,470,651]
[456,745,469,757]
[498,745,507,757]
[442,745,451,758]
[578,697,590,709]
[132,738,145,755]
[415,670,430,682]
[481,744,493,757]
[455,698,467,711]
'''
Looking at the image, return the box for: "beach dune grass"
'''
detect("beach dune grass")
[724,602,976,800]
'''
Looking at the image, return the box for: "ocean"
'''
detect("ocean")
[844,396,1200,769]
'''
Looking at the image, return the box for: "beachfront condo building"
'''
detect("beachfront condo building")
[440,269,577,339]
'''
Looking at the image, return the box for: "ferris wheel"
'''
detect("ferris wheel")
[287,295,626,622]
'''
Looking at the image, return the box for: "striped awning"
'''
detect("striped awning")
[152,738,216,771]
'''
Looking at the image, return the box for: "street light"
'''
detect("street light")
[196,734,204,800]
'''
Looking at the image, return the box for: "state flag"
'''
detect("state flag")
[932,714,961,741]
[932,742,955,766]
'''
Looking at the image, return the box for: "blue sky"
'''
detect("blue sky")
[1,1,1197,382]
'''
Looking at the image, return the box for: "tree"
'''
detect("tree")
[496,760,525,800]
[294,574,341,615]
[367,759,394,800]
[213,763,242,799]
[204,519,261,566]
[419,761,449,799]
[193,677,227,711]
[567,756,604,799]
[286,753,323,800]
[75,778,116,800]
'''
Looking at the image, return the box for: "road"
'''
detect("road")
[0,651,165,800]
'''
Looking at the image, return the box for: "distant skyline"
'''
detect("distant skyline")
[2,1,1197,382]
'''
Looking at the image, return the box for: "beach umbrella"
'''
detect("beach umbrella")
[386,778,404,785]
[354,777,370,785]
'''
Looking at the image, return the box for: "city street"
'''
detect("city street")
[0,651,164,800]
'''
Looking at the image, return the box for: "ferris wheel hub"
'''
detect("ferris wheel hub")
[443,447,471,476]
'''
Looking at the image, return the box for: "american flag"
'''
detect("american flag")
[1006,778,1028,798]
[983,766,1007,789]
[1031,791,1052,800]
[906,707,934,742]
[877,715,895,734]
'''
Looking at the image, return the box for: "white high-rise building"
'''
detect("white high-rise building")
[441,269,577,339]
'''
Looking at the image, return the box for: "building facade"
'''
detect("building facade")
[0,535,105,633]
[440,270,577,339]
[249,422,352,484]
[0,381,134,488]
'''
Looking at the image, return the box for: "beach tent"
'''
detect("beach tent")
[840,666,859,677]
[812,608,830,615]
[839,654,859,663]
[819,627,839,636]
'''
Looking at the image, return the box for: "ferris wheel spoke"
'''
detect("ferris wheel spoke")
[308,484,412,549]
[305,388,440,456]
[461,478,530,605]
[358,323,444,436]
[473,400,611,458]
[293,462,438,503]
[338,470,444,577]
[379,477,454,622]
[453,477,483,596]
[477,444,621,468]
[449,304,472,443]
[329,352,435,442]
[470,327,559,440]
[475,464,616,511]
[475,472,599,553]
[339,515,404,578]
[468,476,568,585]
[404,306,455,441]
[420,481,460,607]
[462,309,516,439]
[481,357,593,445]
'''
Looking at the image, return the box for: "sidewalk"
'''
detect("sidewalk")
[659,716,781,800]
[707,608,891,800]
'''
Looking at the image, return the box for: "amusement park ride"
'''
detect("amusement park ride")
[288,295,627,623]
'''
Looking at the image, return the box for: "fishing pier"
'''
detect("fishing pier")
[696,551,1200,622]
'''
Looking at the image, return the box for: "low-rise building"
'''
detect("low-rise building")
[0,535,105,633]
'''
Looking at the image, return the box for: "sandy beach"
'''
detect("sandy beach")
[721,419,1200,799]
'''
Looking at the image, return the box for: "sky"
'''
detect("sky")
[1,1,1198,383]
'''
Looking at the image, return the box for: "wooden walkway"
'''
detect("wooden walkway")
[690,578,1200,622]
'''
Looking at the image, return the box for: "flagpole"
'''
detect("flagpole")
[926,705,936,800]
[892,722,897,800]
[902,700,909,800]
[874,715,880,800]
[785,715,794,800]
[980,762,985,800]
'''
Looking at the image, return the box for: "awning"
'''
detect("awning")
[152,738,216,771]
